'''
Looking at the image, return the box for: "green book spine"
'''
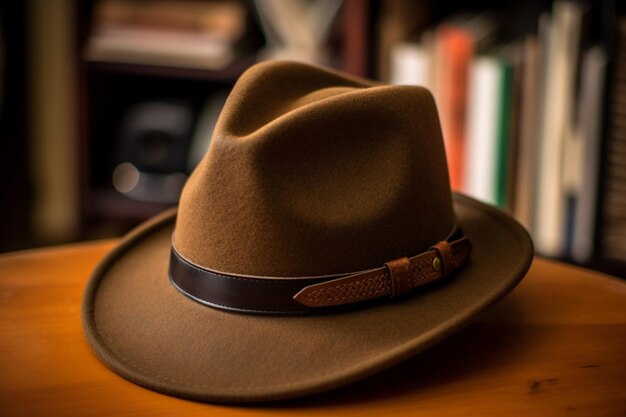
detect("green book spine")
[494,62,513,208]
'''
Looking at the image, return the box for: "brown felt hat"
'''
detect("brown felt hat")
[82,61,533,403]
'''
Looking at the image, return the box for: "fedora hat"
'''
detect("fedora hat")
[82,61,533,403]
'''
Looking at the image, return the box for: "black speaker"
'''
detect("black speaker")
[112,101,194,203]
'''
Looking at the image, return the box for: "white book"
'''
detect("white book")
[464,56,502,205]
[533,1,583,257]
[389,42,431,87]
[571,46,607,262]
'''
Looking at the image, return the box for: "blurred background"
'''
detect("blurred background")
[0,0,625,278]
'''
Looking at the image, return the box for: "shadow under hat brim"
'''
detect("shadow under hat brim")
[82,193,533,403]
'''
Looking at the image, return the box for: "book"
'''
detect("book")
[389,42,431,87]
[571,46,607,262]
[464,56,505,205]
[503,42,525,214]
[494,56,513,208]
[433,22,476,191]
[513,35,542,230]
[533,1,585,257]
[85,0,247,70]
[599,17,626,263]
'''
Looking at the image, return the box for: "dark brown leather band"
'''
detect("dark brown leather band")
[169,228,471,314]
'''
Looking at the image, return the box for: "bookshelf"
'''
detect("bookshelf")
[380,0,625,278]
[16,0,619,278]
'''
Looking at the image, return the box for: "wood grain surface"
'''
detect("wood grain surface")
[1,241,625,416]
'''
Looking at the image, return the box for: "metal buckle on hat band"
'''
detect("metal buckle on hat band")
[168,227,471,315]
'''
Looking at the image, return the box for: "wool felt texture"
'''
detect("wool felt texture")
[174,61,454,276]
[82,61,534,403]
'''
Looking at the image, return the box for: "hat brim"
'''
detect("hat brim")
[82,193,533,403]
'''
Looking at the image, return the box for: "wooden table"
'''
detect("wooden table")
[1,241,625,416]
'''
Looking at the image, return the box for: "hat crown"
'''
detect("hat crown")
[173,61,455,276]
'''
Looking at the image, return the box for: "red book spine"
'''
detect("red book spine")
[435,26,474,191]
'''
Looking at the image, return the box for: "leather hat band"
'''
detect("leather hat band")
[169,227,472,314]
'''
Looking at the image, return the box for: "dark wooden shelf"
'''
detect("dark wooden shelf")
[86,189,175,221]
[85,55,257,82]
[582,256,626,279]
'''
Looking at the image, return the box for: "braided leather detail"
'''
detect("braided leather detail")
[294,236,471,307]
[300,272,390,304]
[411,258,437,285]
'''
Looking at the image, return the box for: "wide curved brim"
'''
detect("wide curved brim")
[82,193,533,403]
